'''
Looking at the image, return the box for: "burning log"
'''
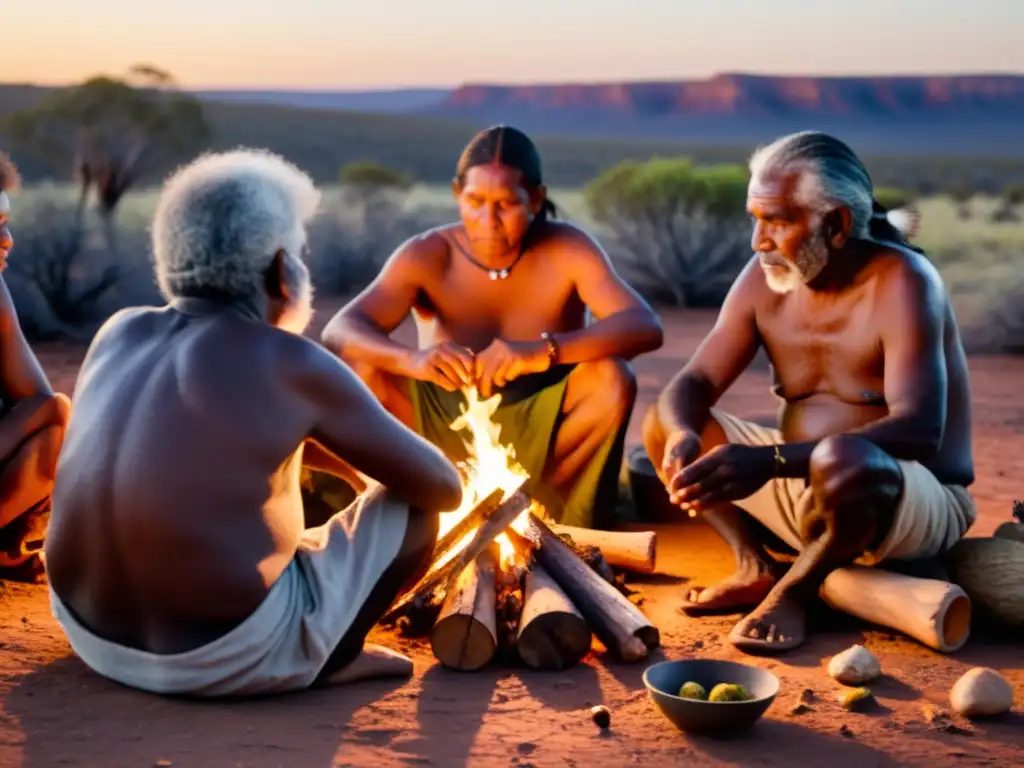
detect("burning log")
[516,564,591,670]
[514,513,660,661]
[430,546,499,671]
[432,488,505,562]
[382,487,531,623]
[551,526,657,574]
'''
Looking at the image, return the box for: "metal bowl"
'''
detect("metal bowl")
[643,658,780,734]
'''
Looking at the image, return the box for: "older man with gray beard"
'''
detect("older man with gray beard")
[642,131,975,653]
[44,149,463,697]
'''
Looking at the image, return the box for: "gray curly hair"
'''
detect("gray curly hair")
[152,148,321,302]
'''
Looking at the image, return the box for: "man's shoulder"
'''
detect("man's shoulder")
[536,220,599,251]
[91,305,165,342]
[869,243,947,308]
[390,226,454,272]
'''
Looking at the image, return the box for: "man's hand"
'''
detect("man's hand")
[406,342,476,392]
[475,339,550,398]
[661,429,702,484]
[668,443,775,514]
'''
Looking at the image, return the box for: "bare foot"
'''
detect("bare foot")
[728,591,806,653]
[324,644,414,685]
[680,561,776,616]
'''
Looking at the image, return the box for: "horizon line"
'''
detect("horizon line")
[5,68,1024,93]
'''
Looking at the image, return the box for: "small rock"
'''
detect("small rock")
[789,688,816,716]
[590,705,611,730]
[828,645,881,686]
[839,724,855,738]
[837,687,874,711]
[950,668,1014,719]
[922,703,974,735]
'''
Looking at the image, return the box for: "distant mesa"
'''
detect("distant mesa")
[433,73,1024,119]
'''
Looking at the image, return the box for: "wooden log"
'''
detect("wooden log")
[516,513,660,661]
[552,525,657,574]
[430,547,499,671]
[820,566,972,653]
[516,564,591,670]
[381,486,530,623]
[432,488,505,563]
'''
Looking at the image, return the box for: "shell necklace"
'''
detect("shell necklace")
[450,229,528,280]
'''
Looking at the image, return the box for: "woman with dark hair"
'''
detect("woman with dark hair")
[321,125,664,529]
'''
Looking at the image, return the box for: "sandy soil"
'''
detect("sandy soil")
[2,307,1021,768]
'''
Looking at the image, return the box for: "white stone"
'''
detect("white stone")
[827,644,881,686]
[950,668,1014,718]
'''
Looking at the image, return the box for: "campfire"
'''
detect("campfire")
[381,388,661,671]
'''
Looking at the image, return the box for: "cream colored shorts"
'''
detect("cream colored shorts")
[51,483,409,697]
[711,410,976,565]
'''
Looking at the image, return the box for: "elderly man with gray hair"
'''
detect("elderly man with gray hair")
[44,149,464,697]
[643,131,975,653]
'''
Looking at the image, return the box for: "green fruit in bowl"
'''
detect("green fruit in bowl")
[678,681,708,700]
[708,683,752,702]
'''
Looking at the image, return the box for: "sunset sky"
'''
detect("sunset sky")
[7,0,1022,89]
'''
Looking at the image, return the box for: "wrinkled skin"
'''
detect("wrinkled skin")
[44,250,464,683]
[644,170,974,651]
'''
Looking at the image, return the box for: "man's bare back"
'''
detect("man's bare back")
[45,150,463,696]
[47,303,316,653]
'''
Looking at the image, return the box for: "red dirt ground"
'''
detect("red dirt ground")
[1,307,1020,768]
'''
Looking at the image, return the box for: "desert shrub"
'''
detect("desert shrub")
[338,160,415,233]
[338,161,413,190]
[4,192,154,340]
[991,183,1024,223]
[584,157,751,307]
[305,202,449,297]
[947,183,976,220]
[971,289,1024,354]
[873,186,913,210]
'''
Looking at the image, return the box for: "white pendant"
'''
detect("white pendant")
[489,269,509,280]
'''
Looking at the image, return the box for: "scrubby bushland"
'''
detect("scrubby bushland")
[584,157,752,307]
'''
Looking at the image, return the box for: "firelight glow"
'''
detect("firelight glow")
[437,387,534,568]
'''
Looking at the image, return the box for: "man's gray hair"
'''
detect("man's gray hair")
[152,148,321,301]
[749,131,874,238]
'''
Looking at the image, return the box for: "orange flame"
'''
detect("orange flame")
[437,387,532,568]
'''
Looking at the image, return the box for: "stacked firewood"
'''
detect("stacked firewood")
[379,487,661,671]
